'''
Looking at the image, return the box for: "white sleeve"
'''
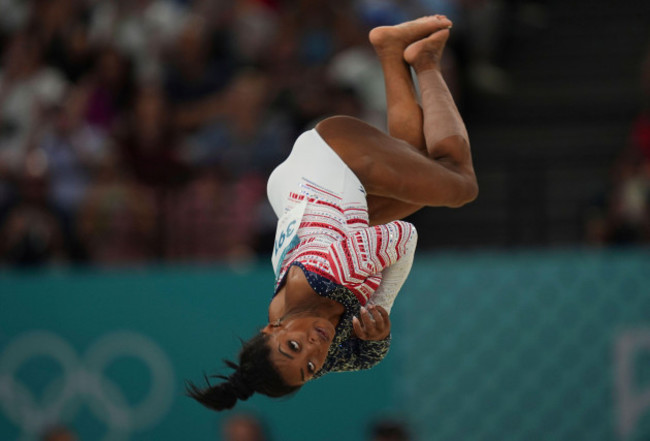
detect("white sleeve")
[366,226,418,314]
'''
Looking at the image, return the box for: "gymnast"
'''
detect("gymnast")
[188,15,478,411]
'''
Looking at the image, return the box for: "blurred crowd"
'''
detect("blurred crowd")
[0,0,536,267]
[40,413,413,441]
[585,42,650,246]
[217,413,413,441]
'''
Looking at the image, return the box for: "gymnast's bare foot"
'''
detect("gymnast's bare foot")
[403,24,451,72]
[369,15,452,59]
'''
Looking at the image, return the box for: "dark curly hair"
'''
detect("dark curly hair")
[186,332,302,411]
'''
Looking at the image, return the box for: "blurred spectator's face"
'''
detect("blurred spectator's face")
[177,21,209,67]
[66,25,90,58]
[374,436,409,441]
[134,87,166,135]
[222,416,265,441]
[97,50,127,86]
[42,427,77,441]
[370,421,411,441]
[227,72,269,114]
[20,174,48,204]
[55,92,85,134]
[44,432,75,441]
[3,35,42,77]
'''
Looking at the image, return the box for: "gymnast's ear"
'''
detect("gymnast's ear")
[261,320,283,334]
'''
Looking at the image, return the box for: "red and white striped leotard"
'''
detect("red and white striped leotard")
[274,174,417,307]
[269,128,418,312]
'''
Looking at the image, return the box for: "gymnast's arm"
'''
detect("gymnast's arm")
[368,227,418,313]
[327,220,417,284]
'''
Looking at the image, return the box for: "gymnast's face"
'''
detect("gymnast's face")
[262,317,335,386]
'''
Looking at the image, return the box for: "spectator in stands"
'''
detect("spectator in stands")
[368,418,413,441]
[585,40,650,245]
[163,168,232,261]
[0,151,70,266]
[226,0,282,65]
[77,152,157,264]
[0,0,29,35]
[42,20,95,84]
[164,15,234,132]
[41,425,77,441]
[88,0,188,80]
[187,68,292,176]
[38,90,111,222]
[221,412,270,441]
[274,0,361,67]
[584,134,650,246]
[26,0,92,83]
[602,54,650,244]
[76,46,134,134]
[117,83,189,188]
[0,32,67,182]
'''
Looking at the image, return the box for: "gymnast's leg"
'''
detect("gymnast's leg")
[316,16,478,224]
[364,16,439,221]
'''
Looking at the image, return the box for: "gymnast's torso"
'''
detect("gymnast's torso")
[267,129,418,376]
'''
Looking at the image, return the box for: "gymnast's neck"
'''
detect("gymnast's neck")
[268,265,343,326]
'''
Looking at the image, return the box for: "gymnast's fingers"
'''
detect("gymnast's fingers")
[375,305,390,325]
[368,305,385,329]
[353,315,366,338]
[377,306,391,337]
[360,306,373,326]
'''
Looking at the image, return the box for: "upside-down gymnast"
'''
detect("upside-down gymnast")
[188,15,478,411]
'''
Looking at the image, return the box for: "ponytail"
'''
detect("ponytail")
[187,332,301,411]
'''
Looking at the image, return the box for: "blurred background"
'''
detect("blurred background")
[0,0,649,440]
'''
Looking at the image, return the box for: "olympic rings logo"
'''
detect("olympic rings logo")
[0,330,175,441]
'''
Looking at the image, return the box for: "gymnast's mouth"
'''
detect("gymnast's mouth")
[315,327,330,342]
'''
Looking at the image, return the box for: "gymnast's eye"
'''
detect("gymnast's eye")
[307,361,315,373]
[289,340,300,351]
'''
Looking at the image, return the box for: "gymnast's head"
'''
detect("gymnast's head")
[186,314,334,411]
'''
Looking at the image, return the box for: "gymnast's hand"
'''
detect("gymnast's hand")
[353,305,391,341]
